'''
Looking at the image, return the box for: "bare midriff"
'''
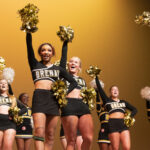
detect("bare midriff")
[109,112,125,119]
[34,80,53,90]
[67,89,82,99]
[0,105,10,114]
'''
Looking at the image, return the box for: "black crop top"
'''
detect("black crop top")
[60,41,86,90]
[0,95,12,107]
[146,100,150,121]
[96,91,109,124]
[26,33,77,94]
[0,95,27,116]
[95,76,137,117]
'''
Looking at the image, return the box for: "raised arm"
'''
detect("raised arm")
[59,67,77,94]
[95,76,109,105]
[26,32,37,69]
[59,41,68,69]
[125,100,137,117]
[96,90,101,118]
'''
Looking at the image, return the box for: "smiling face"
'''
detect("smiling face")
[110,86,119,98]
[68,57,81,75]
[0,79,8,93]
[20,93,29,105]
[39,44,54,63]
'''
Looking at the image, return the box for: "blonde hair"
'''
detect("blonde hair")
[69,56,82,73]
[0,78,17,108]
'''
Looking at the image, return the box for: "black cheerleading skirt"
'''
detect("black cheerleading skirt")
[61,98,90,117]
[32,89,59,116]
[97,123,110,144]
[60,124,81,138]
[0,114,16,131]
[108,118,128,134]
[16,118,33,139]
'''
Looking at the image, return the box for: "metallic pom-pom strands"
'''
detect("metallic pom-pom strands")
[86,66,101,78]
[0,57,6,72]
[135,11,150,27]
[52,80,68,108]
[80,87,96,111]
[54,60,69,70]
[9,106,23,125]
[124,112,135,127]
[57,26,74,42]
[18,3,39,33]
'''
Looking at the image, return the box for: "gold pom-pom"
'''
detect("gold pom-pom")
[135,11,150,27]
[0,57,6,72]
[18,3,39,33]
[80,87,96,111]
[57,26,74,42]
[9,106,23,125]
[52,80,68,107]
[86,66,101,78]
[124,112,135,127]
[54,60,69,70]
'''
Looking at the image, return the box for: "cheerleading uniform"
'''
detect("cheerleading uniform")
[96,92,110,144]
[146,100,150,121]
[26,33,77,115]
[16,105,33,139]
[0,96,27,131]
[95,76,137,133]
[59,41,90,117]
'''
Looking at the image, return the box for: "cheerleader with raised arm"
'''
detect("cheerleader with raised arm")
[16,93,33,150]
[90,79,112,150]
[58,27,93,150]
[94,74,137,150]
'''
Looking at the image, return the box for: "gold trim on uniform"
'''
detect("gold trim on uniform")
[101,120,109,124]
[97,140,111,143]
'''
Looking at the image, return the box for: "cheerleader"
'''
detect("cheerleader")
[25,32,77,150]
[90,79,111,150]
[60,124,83,150]
[16,93,33,150]
[140,86,150,121]
[95,75,137,150]
[59,41,93,150]
[0,78,27,150]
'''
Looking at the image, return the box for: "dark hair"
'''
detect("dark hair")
[38,43,55,56]
[18,93,27,101]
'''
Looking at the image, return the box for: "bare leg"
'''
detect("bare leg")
[62,116,79,150]
[78,114,93,150]
[120,130,130,150]
[99,143,109,150]
[3,129,16,150]
[108,132,120,150]
[24,138,32,150]
[33,113,46,150]
[0,131,4,150]
[60,138,67,150]
[108,144,112,150]
[76,136,83,150]
[45,115,59,150]
[16,138,25,150]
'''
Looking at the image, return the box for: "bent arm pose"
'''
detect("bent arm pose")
[0,79,16,150]
[95,75,137,150]
[25,33,77,150]
[60,41,93,150]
